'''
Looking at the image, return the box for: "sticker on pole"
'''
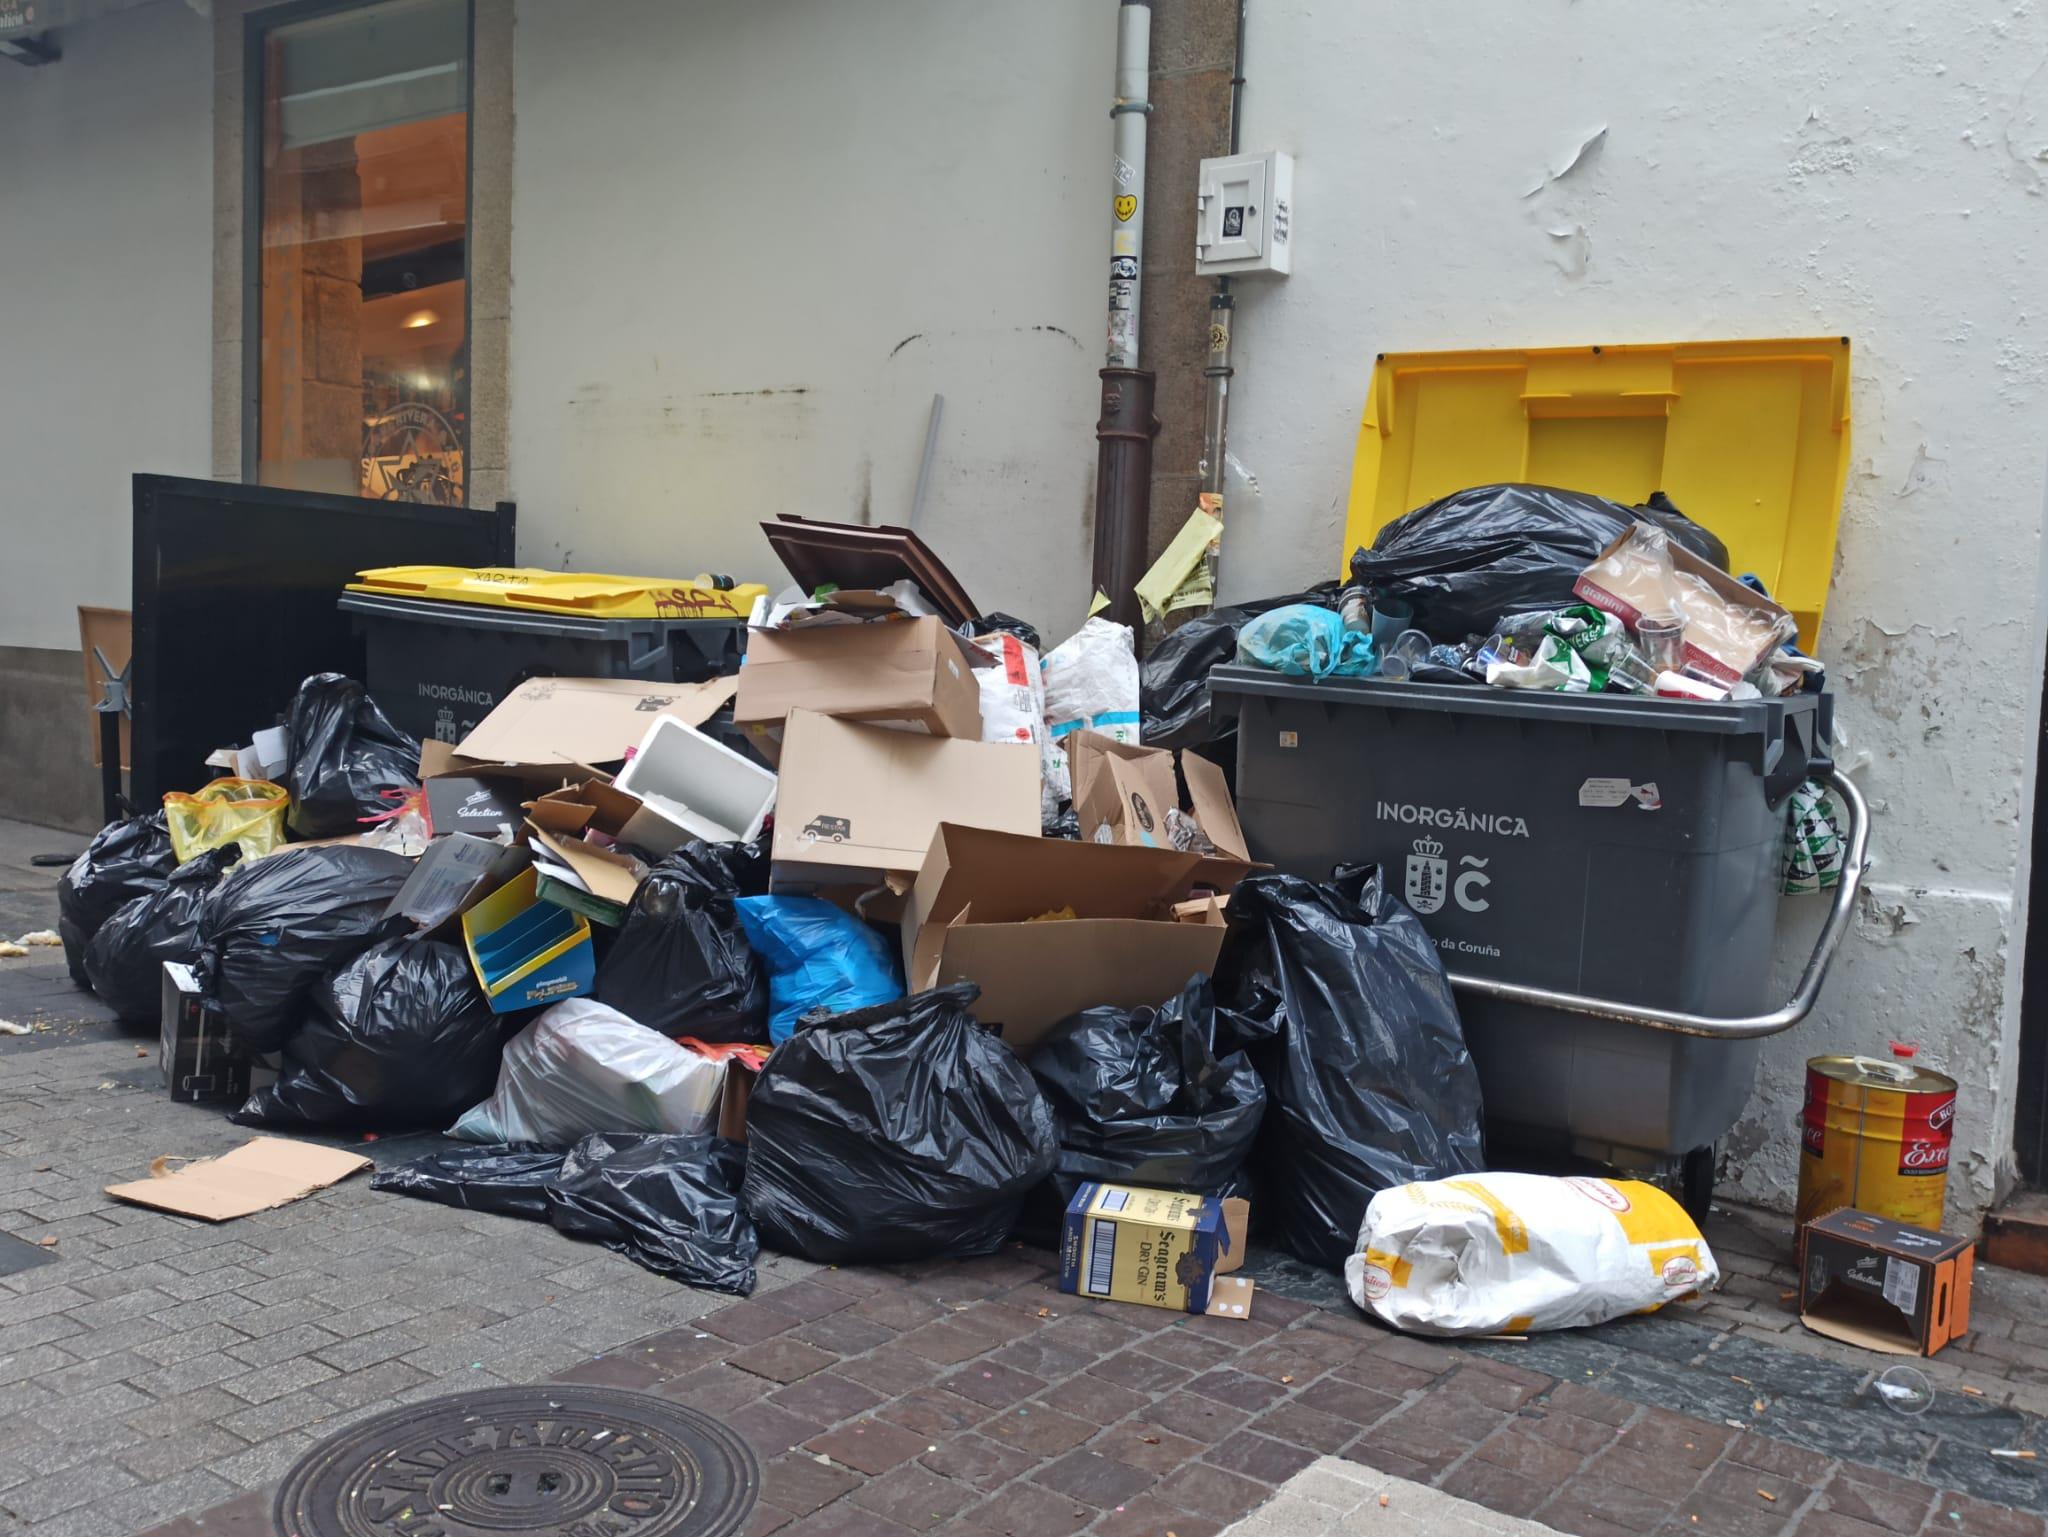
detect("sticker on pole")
[1580,777,1661,810]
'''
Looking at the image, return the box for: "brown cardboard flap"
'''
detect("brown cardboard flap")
[1216,1197,1251,1275]
[1800,1284,1926,1356]
[528,826,644,907]
[106,1138,371,1223]
[1069,732,1181,852]
[931,916,1226,1055]
[455,676,738,766]
[1203,1274,1256,1320]
[1181,752,1251,863]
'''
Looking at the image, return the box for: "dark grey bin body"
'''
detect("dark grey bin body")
[1210,666,1824,1167]
[339,591,745,746]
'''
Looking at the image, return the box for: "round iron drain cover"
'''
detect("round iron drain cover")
[274,1386,759,1537]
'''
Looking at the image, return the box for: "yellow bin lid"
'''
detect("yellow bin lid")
[349,566,768,621]
[1342,337,1852,647]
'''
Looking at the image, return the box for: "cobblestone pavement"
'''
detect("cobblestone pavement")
[2,817,2046,1536]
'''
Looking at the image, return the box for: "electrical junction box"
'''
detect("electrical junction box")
[1196,150,1293,276]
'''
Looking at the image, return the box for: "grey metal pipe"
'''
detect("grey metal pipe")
[1200,291,1234,497]
[1105,0,1151,368]
[1444,768,1871,1040]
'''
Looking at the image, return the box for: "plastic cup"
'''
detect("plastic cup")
[1377,629,1432,683]
[1636,614,1683,673]
[1369,598,1414,650]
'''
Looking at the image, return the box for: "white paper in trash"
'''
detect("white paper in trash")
[450,999,726,1148]
[1345,1172,1718,1337]
[1040,617,1140,806]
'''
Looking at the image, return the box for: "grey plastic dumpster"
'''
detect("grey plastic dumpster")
[1208,666,1867,1209]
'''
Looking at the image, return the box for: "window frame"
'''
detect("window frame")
[240,0,477,496]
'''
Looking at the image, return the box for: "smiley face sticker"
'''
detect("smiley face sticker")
[1114,194,1138,222]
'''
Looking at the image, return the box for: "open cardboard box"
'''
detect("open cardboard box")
[904,824,1246,1053]
[1799,1207,1975,1357]
[771,711,1040,890]
[1066,732,1257,888]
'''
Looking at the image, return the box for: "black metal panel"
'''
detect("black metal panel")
[130,474,514,806]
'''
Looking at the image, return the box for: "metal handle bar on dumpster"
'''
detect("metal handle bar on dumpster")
[1442,768,1869,1041]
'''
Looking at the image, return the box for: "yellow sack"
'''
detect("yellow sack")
[1345,1172,1718,1336]
[163,779,289,863]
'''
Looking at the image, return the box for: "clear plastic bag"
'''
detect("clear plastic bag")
[451,998,728,1147]
[1236,604,1374,680]
[1041,618,1140,804]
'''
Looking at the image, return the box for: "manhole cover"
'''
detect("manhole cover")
[274,1386,759,1537]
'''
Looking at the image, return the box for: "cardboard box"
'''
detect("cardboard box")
[453,675,738,767]
[425,774,526,838]
[1800,1207,1975,1356]
[160,961,249,1106]
[1066,733,1253,874]
[1574,525,1795,688]
[904,824,1242,1052]
[461,867,596,1013]
[613,716,778,850]
[1058,1182,1253,1318]
[734,616,983,739]
[771,711,1041,889]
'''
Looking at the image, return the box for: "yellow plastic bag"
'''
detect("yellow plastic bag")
[163,779,289,863]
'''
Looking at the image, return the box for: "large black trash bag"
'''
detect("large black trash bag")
[372,1143,565,1221]
[196,844,415,1054]
[1349,483,1729,643]
[742,983,1059,1264]
[81,846,240,1023]
[1219,865,1485,1270]
[659,837,771,899]
[58,811,179,988]
[231,936,501,1129]
[595,845,770,1042]
[1022,974,1266,1242]
[547,1133,758,1295]
[372,1134,758,1294]
[1141,587,1338,750]
[283,673,422,839]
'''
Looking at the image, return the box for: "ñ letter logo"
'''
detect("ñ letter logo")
[1405,837,1448,915]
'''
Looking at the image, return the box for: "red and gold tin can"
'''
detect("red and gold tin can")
[1797,1048,1957,1230]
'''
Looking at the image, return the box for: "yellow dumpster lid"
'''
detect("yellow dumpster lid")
[1342,337,1852,647]
[348,566,768,621]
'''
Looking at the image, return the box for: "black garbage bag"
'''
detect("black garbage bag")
[658,837,771,899]
[742,983,1059,1264]
[1141,587,1338,750]
[196,844,415,1054]
[964,611,1043,651]
[230,936,501,1129]
[1349,483,1729,643]
[1021,974,1266,1243]
[1220,865,1486,1269]
[547,1133,757,1295]
[372,1143,565,1221]
[58,811,179,988]
[372,1134,757,1294]
[282,673,422,839]
[81,846,240,1023]
[595,847,770,1042]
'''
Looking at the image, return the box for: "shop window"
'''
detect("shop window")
[251,0,470,504]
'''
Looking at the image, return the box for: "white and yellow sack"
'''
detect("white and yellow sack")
[1344,1173,1718,1336]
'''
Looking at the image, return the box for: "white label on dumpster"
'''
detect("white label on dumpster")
[1579,777,1633,808]
[1278,730,1298,748]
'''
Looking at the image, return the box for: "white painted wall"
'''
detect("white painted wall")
[508,0,1114,640]
[1223,0,2048,1220]
[0,0,215,651]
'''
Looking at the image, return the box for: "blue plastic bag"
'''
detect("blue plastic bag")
[1236,604,1374,679]
[734,897,904,1043]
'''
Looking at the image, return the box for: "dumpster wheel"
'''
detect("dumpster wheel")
[1680,1144,1716,1222]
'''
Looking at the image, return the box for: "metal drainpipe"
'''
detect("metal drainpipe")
[1091,0,1160,640]
[1199,0,1249,501]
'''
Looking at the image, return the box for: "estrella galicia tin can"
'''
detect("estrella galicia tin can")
[1796,1051,1957,1231]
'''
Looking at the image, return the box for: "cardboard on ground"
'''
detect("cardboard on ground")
[771,711,1040,888]
[1059,1182,1252,1318]
[453,675,737,766]
[105,1138,371,1223]
[905,824,1239,1052]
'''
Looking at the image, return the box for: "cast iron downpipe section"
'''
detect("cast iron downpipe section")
[1092,0,1158,640]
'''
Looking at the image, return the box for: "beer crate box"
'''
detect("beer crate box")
[1799,1207,1974,1357]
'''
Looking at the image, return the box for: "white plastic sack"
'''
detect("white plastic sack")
[451,999,726,1148]
[1345,1173,1718,1336]
[969,631,1057,823]
[1040,617,1140,805]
